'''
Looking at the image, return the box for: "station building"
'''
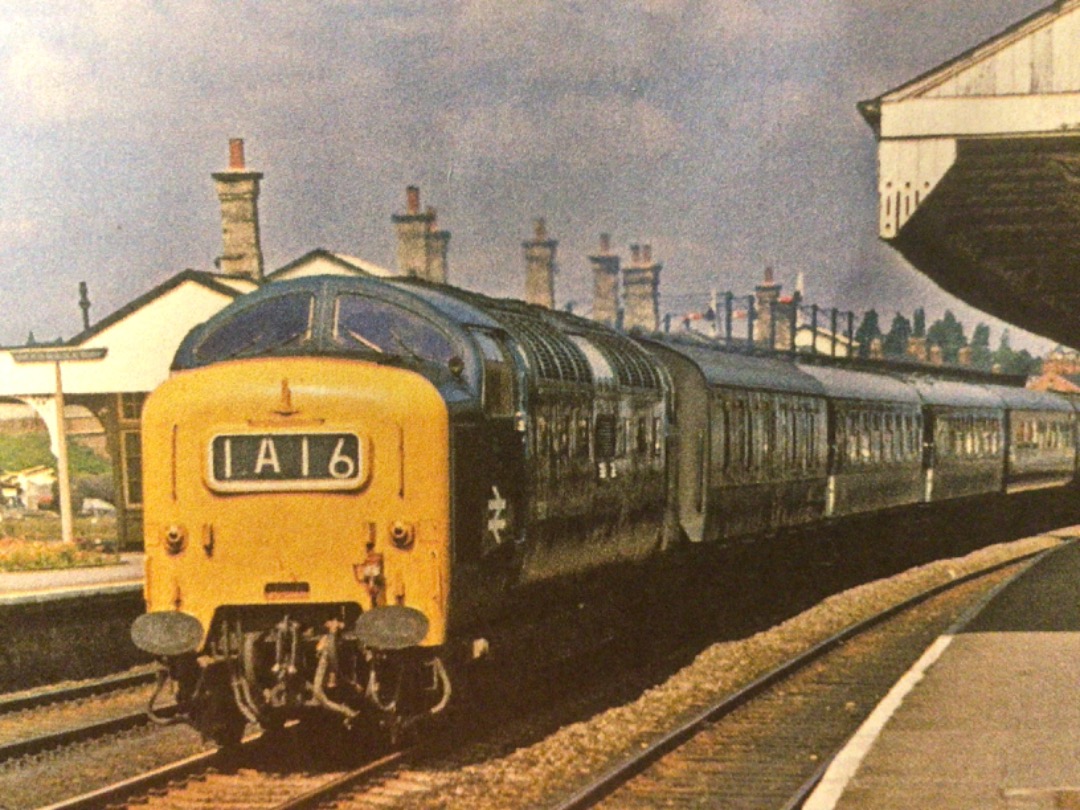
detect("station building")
[859,0,1080,350]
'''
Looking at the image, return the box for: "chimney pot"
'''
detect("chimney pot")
[214,138,263,280]
[406,186,420,214]
[630,244,642,264]
[535,218,547,240]
[426,206,437,230]
[599,233,611,253]
[642,244,652,264]
[764,265,774,284]
[228,138,246,170]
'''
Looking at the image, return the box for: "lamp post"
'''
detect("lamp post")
[11,347,107,545]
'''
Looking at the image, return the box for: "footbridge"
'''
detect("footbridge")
[860,0,1080,348]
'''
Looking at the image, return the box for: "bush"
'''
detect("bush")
[0,537,115,571]
[75,473,115,505]
[0,433,110,477]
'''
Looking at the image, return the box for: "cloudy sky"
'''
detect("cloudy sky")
[0,0,1057,352]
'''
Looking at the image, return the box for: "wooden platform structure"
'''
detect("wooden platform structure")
[860,0,1080,349]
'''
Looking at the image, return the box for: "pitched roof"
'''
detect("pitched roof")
[859,0,1076,128]
[265,248,395,281]
[64,270,252,346]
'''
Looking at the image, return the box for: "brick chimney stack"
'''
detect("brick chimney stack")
[523,218,558,309]
[589,233,620,328]
[622,242,662,332]
[391,186,450,282]
[754,266,782,346]
[425,206,451,284]
[212,138,265,280]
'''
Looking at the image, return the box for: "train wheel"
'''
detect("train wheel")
[192,664,247,748]
[205,703,246,748]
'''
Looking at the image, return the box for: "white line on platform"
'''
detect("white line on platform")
[802,547,1055,810]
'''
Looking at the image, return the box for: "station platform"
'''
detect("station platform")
[0,553,143,605]
[806,538,1080,810]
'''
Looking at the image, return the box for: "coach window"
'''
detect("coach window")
[536,416,548,459]
[576,413,591,459]
[472,331,515,417]
[790,407,800,470]
[595,413,617,461]
[558,415,572,459]
[839,413,853,465]
[745,401,755,471]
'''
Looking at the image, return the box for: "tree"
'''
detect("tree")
[970,323,993,370]
[926,310,967,363]
[854,310,883,358]
[883,313,912,358]
[912,308,926,338]
[993,331,1043,376]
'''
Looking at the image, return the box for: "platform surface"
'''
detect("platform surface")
[807,537,1080,810]
[0,554,143,604]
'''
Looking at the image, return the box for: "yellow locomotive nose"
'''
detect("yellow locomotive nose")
[140,355,451,652]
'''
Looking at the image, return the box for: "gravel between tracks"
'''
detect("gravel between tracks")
[358,529,1077,810]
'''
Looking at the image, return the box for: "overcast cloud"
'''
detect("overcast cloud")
[0,0,1056,351]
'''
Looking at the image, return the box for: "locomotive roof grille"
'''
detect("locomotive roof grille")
[415,281,666,390]
[496,311,593,384]
[585,332,664,390]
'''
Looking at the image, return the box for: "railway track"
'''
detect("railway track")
[15,536,1066,810]
[547,549,1050,810]
[0,668,168,762]
[43,732,408,810]
[0,669,156,715]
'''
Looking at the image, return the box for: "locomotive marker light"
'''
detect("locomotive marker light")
[11,346,108,546]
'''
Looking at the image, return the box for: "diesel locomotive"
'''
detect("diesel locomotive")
[131,274,1078,744]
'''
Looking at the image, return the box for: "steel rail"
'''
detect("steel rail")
[271,749,409,810]
[38,731,261,810]
[0,668,157,715]
[40,736,406,810]
[548,543,1062,810]
[0,706,175,763]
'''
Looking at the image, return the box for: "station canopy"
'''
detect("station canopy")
[860,0,1080,349]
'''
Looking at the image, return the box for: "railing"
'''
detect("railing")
[662,292,857,357]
